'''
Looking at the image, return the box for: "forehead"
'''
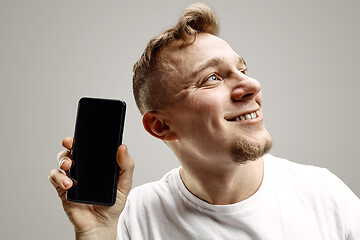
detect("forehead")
[162,33,241,82]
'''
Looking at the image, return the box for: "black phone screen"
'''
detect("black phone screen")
[67,97,126,206]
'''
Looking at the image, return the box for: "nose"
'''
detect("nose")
[230,73,262,101]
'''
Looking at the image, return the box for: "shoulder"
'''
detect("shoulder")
[263,154,344,199]
[117,168,182,239]
[264,155,360,237]
[264,154,332,182]
[119,167,184,232]
[126,167,180,209]
[264,154,359,203]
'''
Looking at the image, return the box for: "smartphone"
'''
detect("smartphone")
[67,97,126,206]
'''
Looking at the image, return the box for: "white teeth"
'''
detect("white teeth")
[245,114,252,120]
[229,111,258,121]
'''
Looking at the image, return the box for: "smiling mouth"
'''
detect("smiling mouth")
[226,110,259,121]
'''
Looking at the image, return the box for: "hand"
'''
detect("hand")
[49,137,135,239]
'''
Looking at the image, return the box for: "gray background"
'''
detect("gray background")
[1,0,359,239]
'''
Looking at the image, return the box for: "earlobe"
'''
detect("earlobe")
[142,112,177,141]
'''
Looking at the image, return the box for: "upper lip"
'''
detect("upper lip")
[225,109,259,120]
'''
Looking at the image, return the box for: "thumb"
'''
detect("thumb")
[116,144,135,202]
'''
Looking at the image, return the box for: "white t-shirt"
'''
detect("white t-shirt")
[117,154,360,239]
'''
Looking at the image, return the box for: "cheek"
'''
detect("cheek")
[189,93,226,132]
[190,91,224,114]
[171,90,227,136]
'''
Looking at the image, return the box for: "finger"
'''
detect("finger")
[116,145,135,198]
[62,137,73,150]
[57,150,71,163]
[57,150,73,172]
[60,158,73,172]
[48,169,73,199]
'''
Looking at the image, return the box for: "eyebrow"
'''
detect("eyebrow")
[190,56,247,79]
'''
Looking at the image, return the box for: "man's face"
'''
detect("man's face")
[160,33,272,166]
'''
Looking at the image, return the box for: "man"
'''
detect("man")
[49,3,360,239]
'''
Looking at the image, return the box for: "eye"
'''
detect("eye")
[199,73,223,87]
[205,73,222,82]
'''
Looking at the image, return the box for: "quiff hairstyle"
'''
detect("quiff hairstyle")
[132,3,219,115]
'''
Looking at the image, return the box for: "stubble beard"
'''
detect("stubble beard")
[230,131,273,165]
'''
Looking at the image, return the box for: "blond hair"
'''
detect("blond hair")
[132,3,219,114]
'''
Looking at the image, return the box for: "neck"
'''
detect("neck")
[179,157,264,205]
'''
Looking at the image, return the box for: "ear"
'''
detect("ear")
[142,111,178,141]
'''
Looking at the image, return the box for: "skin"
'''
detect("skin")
[143,33,272,204]
[49,137,134,240]
[49,33,272,238]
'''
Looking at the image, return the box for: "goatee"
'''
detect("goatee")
[231,134,273,164]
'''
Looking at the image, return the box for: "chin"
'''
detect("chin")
[230,131,273,164]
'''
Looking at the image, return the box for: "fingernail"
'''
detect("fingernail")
[59,157,70,167]
[123,144,128,153]
[59,159,65,167]
[63,179,71,188]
